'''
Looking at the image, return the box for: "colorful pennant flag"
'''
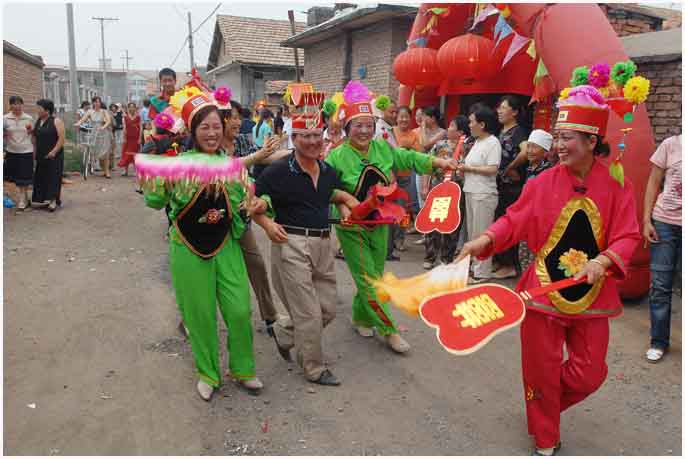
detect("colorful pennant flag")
[469,5,498,31]
[526,40,537,59]
[502,34,531,68]
[494,14,514,46]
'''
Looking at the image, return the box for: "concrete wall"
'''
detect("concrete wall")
[3,51,44,118]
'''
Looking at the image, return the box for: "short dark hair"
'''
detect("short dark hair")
[91,96,103,105]
[581,132,611,157]
[498,95,527,125]
[142,99,151,108]
[109,103,118,110]
[397,105,412,116]
[9,96,24,105]
[230,100,243,114]
[422,106,443,128]
[241,108,251,118]
[158,68,176,81]
[469,104,499,135]
[80,100,90,109]
[36,98,55,115]
[190,105,225,150]
[451,114,470,137]
[127,102,137,109]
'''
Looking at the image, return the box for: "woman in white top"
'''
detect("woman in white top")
[456,104,502,282]
[74,96,112,178]
[3,96,35,210]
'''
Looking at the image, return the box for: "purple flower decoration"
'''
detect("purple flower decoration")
[153,113,174,131]
[213,86,232,105]
[588,63,610,88]
[343,80,371,104]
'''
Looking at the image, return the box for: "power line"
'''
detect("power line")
[193,3,221,34]
[172,4,186,23]
[170,36,189,68]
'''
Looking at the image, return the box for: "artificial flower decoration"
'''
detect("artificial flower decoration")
[322,99,337,117]
[153,112,174,131]
[375,95,391,111]
[570,66,589,87]
[610,60,637,86]
[213,86,232,105]
[598,86,610,99]
[558,248,589,277]
[588,63,610,88]
[623,76,650,104]
[559,87,571,100]
[343,80,371,104]
[169,86,203,112]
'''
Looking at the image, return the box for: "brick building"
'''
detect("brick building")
[621,27,682,144]
[601,3,680,36]
[207,15,305,108]
[281,4,417,100]
[3,40,44,118]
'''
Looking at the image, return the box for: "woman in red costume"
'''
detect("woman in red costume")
[458,85,641,455]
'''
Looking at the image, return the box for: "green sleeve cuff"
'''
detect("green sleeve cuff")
[259,194,275,219]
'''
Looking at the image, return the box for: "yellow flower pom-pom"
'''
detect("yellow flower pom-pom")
[598,86,610,99]
[623,76,650,104]
[559,87,571,100]
[169,86,203,112]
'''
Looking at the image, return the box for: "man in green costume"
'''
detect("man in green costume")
[325,81,459,353]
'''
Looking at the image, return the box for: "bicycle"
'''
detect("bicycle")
[79,127,97,180]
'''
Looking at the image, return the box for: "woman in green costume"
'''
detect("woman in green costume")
[141,92,263,401]
[325,81,459,353]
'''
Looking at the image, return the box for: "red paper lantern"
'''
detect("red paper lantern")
[437,33,497,84]
[392,47,442,87]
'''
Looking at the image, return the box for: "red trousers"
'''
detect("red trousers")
[520,309,609,448]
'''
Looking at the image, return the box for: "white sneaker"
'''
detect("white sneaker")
[197,380,214,401]
[414,237,426,245]
[423,261,434,270]
[646,347,665,363]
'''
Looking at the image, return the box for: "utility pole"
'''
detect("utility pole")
[92,16,118,105]
[66,4,79,121]
[187,12,195,71]
[287,10,301,82]
[121,50,133,72]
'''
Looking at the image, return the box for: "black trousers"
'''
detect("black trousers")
[493,180,523,273]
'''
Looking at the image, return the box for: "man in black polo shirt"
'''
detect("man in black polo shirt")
[252,110,358,386]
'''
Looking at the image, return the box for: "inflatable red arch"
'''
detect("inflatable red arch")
[395,3,655,298]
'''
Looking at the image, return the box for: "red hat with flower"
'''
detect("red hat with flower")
[337,80,374,126]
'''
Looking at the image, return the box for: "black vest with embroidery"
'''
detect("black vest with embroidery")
[174,185,232,259]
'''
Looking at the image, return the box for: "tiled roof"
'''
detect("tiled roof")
[3,40,44,68]
[215,15,305,67]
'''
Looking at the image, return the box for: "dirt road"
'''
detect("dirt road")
[3,175,681,455]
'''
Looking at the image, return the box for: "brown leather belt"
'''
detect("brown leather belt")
[282,225,330,238]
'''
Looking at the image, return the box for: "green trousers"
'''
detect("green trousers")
[336,225,398,336]
[169,235,255,387]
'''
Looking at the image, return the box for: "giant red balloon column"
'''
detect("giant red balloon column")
[393,47,442,88]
